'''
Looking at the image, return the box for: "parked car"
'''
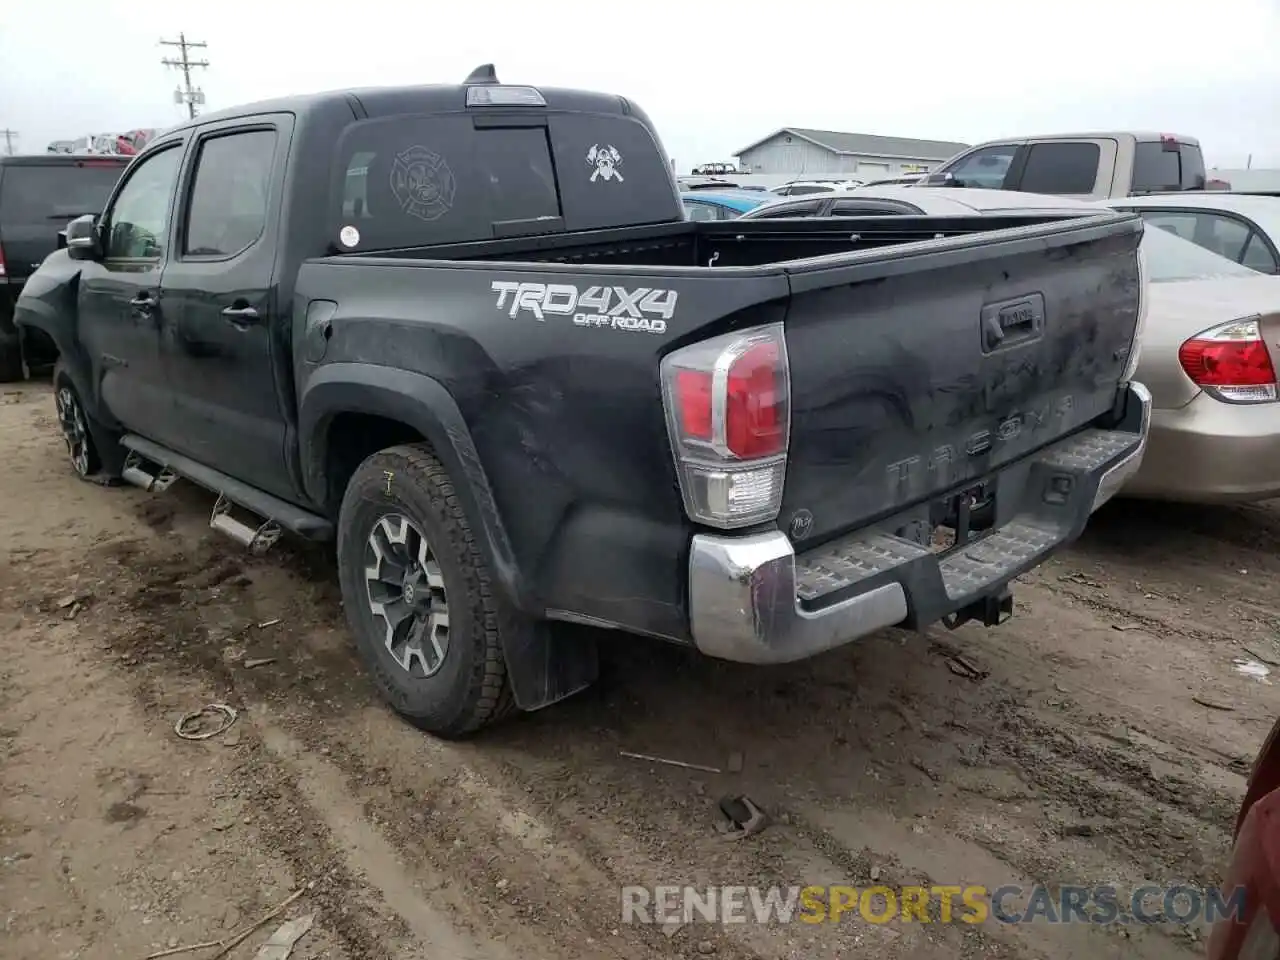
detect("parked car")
[924,132,1205,201]
[17,66,1150,738]
[1115,227,1280,502]
[860,174,925,187]
[736,185,1111,219]
[1208,713,1280,959]
[0,154,130,381]
[738,185,1280,504]
[681,190,775,220]
[769,178,861,196]
[1109,192,1280,275]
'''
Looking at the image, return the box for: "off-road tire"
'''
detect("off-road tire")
[337,443,515,738]
[52,361,119,481]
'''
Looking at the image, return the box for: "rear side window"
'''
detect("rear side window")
[1131,141,1206,193]
[0,162,125,224]
[184,129,276,257]
[785,185,832,196]
[1017,142,1100,194]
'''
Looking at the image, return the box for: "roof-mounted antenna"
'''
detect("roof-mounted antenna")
[464,64,498,85]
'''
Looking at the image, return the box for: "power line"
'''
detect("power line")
[160,32,210,120]
[0,129,17,156]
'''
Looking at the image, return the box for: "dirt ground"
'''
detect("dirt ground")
[1,380,1275,960]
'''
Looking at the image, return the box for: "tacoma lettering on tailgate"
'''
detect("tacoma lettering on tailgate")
[886,395,1076,499]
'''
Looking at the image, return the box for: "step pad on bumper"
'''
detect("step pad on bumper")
[793,421,1145,611]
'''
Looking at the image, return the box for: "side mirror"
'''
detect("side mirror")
[65,214,100,261]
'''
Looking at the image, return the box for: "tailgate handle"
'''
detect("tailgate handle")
[981,294,1045,354]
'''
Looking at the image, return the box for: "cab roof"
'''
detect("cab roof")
[164,65,641,132]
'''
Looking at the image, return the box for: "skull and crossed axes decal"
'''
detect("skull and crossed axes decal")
[586,144,624,183]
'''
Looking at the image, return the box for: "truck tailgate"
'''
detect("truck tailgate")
[779,213,1143,545]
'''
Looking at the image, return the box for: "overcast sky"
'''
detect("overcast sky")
[2,0,1279,171]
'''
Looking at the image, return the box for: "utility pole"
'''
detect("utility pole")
[160,32,209,120]
[0,129,17,156]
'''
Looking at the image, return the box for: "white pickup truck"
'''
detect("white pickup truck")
[924,131,1205,201]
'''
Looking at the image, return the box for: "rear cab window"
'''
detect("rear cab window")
[0,160,126,225]
[1131,140,1206,193]
[333,110,682,251]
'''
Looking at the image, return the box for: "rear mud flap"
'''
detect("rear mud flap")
[502,620,599,712]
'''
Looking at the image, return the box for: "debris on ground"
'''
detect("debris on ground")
[252,913,315,960]
[243,657,277,670]
[1191,695,1235,711]
[1112,622,1142,632]
[619,751,722,774]
[257,618,282,629]
[718,795,768,840]
[725,750,744,773]
[174,703,239,741]
[1234,658,1272,681]
[945,654,988,681]
[1243,645,1280,668]
[144,884,310,959]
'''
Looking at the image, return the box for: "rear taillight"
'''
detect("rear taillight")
[661,323,790,529]
[0,243,6,278]
[1178,317,1278,403]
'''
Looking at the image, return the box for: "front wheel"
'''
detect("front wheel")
[53,376,102,479]
[337,443,514,738]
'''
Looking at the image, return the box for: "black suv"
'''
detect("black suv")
[0,155,129,380]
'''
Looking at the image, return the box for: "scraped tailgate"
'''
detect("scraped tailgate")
[779,213,1144,545]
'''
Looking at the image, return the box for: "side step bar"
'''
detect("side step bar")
[119,435,335,545]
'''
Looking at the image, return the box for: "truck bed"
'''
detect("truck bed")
[335,211,1104,270]
[297,211,1144,641]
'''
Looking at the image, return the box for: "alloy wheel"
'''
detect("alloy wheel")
[363,514,450,678]
[54,386,91,477]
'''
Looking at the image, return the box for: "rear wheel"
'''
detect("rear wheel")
[337,443,514,738]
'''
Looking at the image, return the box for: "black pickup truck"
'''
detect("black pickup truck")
[16,66,1152,737]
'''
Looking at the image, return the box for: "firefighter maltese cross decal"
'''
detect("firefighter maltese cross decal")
[586,144,624,183]
[389,146,456,222]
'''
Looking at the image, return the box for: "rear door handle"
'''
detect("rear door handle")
[221,305,261,327]
[129,294,156,309]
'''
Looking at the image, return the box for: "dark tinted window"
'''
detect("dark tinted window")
[334,117,561,249]
[1131,141,1206,193]
[184,130,276,257]
[0,162,125,224]
[104,147,183,259]
[785,185,831,196]
[474,128,558,224]
[1017,142,1100,194]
